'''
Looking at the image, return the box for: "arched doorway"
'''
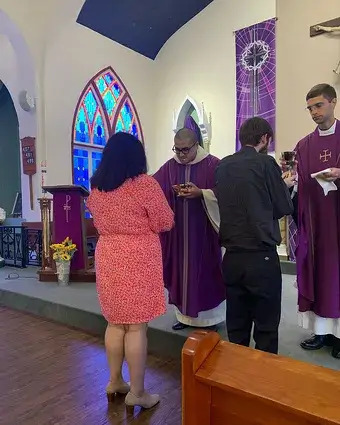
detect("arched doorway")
[0,9,36,221]
[0,81,21,216]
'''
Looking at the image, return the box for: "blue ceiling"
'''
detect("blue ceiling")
[77,0,214,60]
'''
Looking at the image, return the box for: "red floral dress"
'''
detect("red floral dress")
[87,175,174,324]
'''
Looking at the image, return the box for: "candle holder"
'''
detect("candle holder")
[38,197,52,270]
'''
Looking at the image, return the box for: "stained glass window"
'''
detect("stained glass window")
[74,107,90,143]
[91,151,103,175]
[73,148,89,190]
[95,72,122,122]
[72,66,143,194]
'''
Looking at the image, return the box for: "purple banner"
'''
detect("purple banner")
[235,18,276,152]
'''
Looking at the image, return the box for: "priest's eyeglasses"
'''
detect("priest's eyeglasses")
[172,143,197,155]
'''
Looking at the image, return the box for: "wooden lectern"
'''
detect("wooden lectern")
[182,331,340,425]
[38,185,95,282]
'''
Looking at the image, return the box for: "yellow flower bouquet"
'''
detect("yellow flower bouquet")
[50,237,77,263]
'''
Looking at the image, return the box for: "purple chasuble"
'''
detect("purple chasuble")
[296,123,340,318]
[153,155,225,318]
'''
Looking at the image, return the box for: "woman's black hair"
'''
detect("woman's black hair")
[90,132,147,192]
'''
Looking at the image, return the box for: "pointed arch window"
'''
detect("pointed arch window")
[72,67,143,191]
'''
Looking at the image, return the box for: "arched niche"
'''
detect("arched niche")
[0,10,36,138]
[173,96,212,152]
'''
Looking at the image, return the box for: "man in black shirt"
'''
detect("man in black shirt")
[216,117,293,354]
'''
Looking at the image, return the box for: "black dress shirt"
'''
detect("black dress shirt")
[216,146,293,252]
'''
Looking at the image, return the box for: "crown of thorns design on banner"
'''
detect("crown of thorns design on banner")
[241,40,270,71]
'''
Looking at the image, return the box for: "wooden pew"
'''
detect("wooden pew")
[182,331,340,425]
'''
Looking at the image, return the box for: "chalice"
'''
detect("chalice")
[281,151,297,178]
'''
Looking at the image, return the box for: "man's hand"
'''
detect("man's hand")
[284,174,297,188]
[178,182,203,199]
[321,168,340,182]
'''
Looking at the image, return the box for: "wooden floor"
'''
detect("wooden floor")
[0,307,181,425]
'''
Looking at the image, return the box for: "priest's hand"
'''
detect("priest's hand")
[322,168,340,181]
[178,182,203,199]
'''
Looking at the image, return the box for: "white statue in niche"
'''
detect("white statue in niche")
[173,96,212,152]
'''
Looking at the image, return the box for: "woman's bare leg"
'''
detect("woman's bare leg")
[124,323,147,396]
[105,323,128,390]
[124,323,160,408]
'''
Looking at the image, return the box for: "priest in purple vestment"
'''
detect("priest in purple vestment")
[153,128,226,330]
[291,84,340,359]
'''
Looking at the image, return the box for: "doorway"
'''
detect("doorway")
[0,82,21,216]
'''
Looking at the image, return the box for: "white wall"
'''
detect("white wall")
[0,0,278,218]
[152,0,276,171]
[276,0,340,152]
[44,21,156,186]
[0,8,38,221]
[0,0,156,220]
[0,35,17,100]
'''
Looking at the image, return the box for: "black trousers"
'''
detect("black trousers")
[222,250,282,354]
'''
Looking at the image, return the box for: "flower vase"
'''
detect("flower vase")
[56,261,71,286]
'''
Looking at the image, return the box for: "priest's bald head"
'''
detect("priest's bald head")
[306,83,337,130]
[173,128,199,164]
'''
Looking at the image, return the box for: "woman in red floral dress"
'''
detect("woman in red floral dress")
[87,132,174,409]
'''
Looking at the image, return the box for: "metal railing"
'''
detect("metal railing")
[0,226,42,268]
[26,228,42,266]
